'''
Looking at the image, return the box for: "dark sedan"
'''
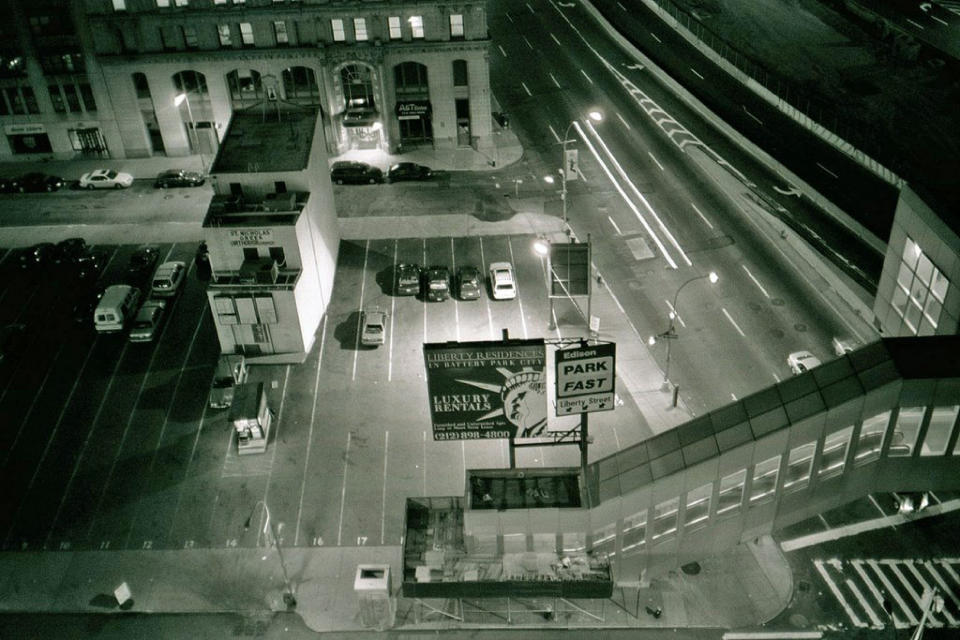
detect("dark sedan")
[0,177,17,193]
[387,162,432,182]
[14,172,65,192]
[19,243,56,269]
[330,161,383,185]
[155,169,205,188]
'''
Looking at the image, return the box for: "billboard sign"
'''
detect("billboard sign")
[555,342,615,415]
[550,243,591,297]
[424,340,547,441]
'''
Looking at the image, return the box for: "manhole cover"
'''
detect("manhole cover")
[795,323,807,332]
[680,561,701,575]
[771,298,785,306]
[749,302,762,312]
[789,613,810,628]
[770,329,785,339]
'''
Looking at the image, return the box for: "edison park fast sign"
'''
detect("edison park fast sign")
[423,339,547,441]
[555,342,616,415]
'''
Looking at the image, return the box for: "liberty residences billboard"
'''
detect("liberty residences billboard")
[423,340,547,441]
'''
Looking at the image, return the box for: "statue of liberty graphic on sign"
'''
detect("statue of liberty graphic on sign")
[457,367,548,438]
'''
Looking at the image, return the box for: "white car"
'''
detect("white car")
[129,300,166,342]
[360,309,387,346]
[151,261,186,297]
[489,261,517,300]
[79,169,134,189]
[787,350,822,375]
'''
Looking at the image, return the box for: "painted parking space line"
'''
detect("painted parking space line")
[296,322,326,546]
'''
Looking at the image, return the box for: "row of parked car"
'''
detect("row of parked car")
[395,262,517,302]
[330,161,433,185]
[0,168,205,193]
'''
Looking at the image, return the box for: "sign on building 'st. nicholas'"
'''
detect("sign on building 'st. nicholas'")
[555,342,615,415]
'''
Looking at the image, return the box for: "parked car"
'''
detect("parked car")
[360,308,388,346]
[151,261,186,297]
[395,263,421,295]
[489,261,517,300]
[73,286,106,325]
[209,354,248,409]
[0,176,17,193]
[330,161,383,185]
[787,351,822,375]
[19,242,56,269]
[14,172,65,192]
[74,250,105,280]
[155,169,205,188]
[457,265,481,300]
[386,162,432,183]
[342,108,378,127]
[127,245,160,289]
[129,300,166,342]
[78,169,134,189]
[53,237,88,266]
[423,266,450,302]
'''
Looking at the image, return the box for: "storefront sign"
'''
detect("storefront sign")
[424,339,547,441]
[555,342,616,415]
[5,124,46,135]
[395,101,431,120]
[229,228,274,247]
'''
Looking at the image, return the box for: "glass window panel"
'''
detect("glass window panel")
[592,523,615,557]
[388,16,401,39]
[112,0,126,10]
[890,407,925,457]
[915,254,934,287]
[855,410,890,465]
[331,19,345,41]
[239,22,253,45]
[902,237,920,270]
[621,510,647,553]
[909,276,928,308]
[923,296,941,329]
[684,483,712,528]
[218,24,231,46]
[410,15,424,38]
[79,83,96,111]
[923,406,958,456]
[63,84,80,112]
[562,532,584,553]
[892,286,909,318]
[930,269,949,303]
[819,426,853,479]
[353,18,367,41]
[274,21,288,44]
[897,261,914,291]
[749,456,781,504]
[651,498,679,540]
[904,298,922,334]
[450,14,464,37]
[48,85,65,113]
[784,442,816,491]
[716,469,746,515]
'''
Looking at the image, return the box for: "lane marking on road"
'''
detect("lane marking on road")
[818,514,830,530]
[498,44,507,57]
[505,11,513,23]
[523,36,534,49]
[617,1,627,10]
[550,33,561,46]
[548,123,561,144]
[607,216,622,235]
[478,237,495,340]
[650,32,662,43]
[580,69,594,84]
[690,68,704,80]
[616,112,631,130]
[508,238,529,339]
[722,307,746,336]
[451,238,461,343]
[550,73,561,88]
[665,299,685,328]
[337,431,352,546]
[906,18,925,29]
[389,244,397,382]
[814,559,865,627]
[852,560,897,626]
[743,105,763,125]
[261,366,290,540]
[296,319,326,546]
[381,431,389,545]
[647,151,664,172]
[742,264,770,298]
[521,82,532,96]
[868,559,918,625]
[932,15,948,26]
[723,634,823,639]
[352,240,370,381]
[691,202,714,229]
[772,373,780,383]
[526,2,535,14]
[422,430,427,496]
[816,162,839,178]
[731,392,738,401]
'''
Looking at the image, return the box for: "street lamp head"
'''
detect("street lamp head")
[708,271,719,284]
[533,238,550,256]
[174,93,188,107]
[587,111,603,123]
[648,335,657,346]
[544,175,555,184]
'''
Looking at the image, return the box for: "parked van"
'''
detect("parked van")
[94,284,141,333]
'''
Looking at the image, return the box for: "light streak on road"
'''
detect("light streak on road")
[691,202,714,229]
[523,36,534,50]
[580,69,594,84]
[337,431,351,546]
[607,216,622,235]
[498,44,507,57]
[742,264,770,298]
[932,15,948,26]
[295,319,327,546]
[817,162,839,178]
[521,82,532,97]
[647,151,664,172]
[616,112,631,130]
[742,105,763,125]
[505,12,513,23]
[583,119,690,266]
[550,33,561,46]
[650,32,661,43]
[381,431,389,544]
[722,307,745,336]
[550,73,561,88]
[690,68,704,80]
[906,18,925,29]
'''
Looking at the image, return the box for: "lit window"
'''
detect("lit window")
[175,0,188,5]
[651,497,679,540]
[157,0,170,6]
[274,21,288,44]
[388,16,401,39]
[450,13,463,37]
[684,483,712,528]
[331,19,345,41]
[890,407,925,457]
[409,15,424,38]
[893,236,949,336]
[112,0,126,10]
[239,22,254,45]
[716,469,746,515]
[621,510,646,553]
[783,442,815,491]
[855,410,890,465]
[354,18,368,41]
[818,426,853,479]
[592,523,616,558]
[923,406,958,456]
[214,0,226,4]
[218,24,231,46]
[749,456,780,504]
[233,0,245,4]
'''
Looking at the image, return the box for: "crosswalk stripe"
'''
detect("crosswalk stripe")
[847,578,883,627]
[924,561,960,614]
[815,559,866,627]
[851,560,900,627]
[908,563,956,625]
[891,563,941,627]
[937,560,960,584]
[868,559,919,625]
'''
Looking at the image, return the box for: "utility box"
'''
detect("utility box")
[229,382,271,455]
[354,564,395,630]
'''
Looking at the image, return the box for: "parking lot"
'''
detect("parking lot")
[0,230,649,554]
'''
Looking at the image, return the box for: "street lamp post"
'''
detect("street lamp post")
[245,501,297,609]
[560,111,602,227]
[174,92,206,176]
[650,271,719,401]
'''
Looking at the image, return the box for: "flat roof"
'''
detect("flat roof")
[212,107,318,174]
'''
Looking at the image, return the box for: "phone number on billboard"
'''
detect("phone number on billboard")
[434,431,512,440]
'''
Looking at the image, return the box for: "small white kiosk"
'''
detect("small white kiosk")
[229,382,271,455]
[354,564,395,630]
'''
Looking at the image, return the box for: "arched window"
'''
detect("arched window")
[394,61,428,97]
[227,69,262,109]
[340,64,375,109]
[282,66,320,104]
